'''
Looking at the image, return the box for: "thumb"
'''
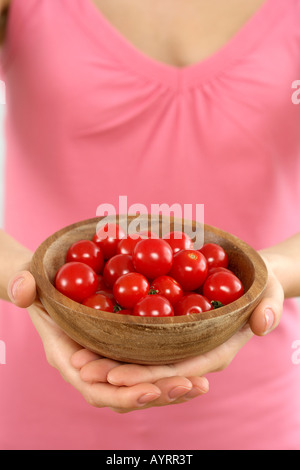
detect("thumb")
[248,266,284,336]
[7,270,37,308]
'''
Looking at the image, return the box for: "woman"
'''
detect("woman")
[0,0,299,450]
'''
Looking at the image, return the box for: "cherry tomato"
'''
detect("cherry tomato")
[163,231,194,254]
[199,243,228,269]
[132,238,173,279]
[82,293,114,312]
[93,223,126,259]
[113,272,150,309]
[116,309,133,315]
[207,266,232,277]
[113,305,133,315]
[150,275,183,305]
[103,254,136,288]
[133,294,174,317]
[174,293,212,316]
[66,239,104,274]
[96,274,106,291]
[96,274,114,299]
[55,261,98,303]
[96,289,114,300]
[117,235,143,255]
[168,249,208,291]
[203,271,244,305]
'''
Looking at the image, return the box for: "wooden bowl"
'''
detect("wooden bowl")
[30,215,268,365]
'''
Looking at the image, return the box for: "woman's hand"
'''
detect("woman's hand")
[7,264,209,413]
[72,254,284,407]
[7,248,285,414]
[4,229,299,413]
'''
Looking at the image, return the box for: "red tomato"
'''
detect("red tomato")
[133,295,174,317]
[113,272,150,309]
[55,262,98,303]
[117,235,143,255]
[174,293,212,316]
[199,243,229,269]
[96,274,114,299]
[150,275,183,305]
[96,289,114,300]
[66,239,104,274]
[168,249,208,291]
[93,223,126,259]
[82,293,114,312]
[207,266,232,277]
[113,307,133,315]
[96,274,106,291]
[163,231,194,254]
[203,271,244,305]
[132,238,173,279]
[103,254,136,288]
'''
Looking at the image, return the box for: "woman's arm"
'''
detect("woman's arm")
[260,232,300,299]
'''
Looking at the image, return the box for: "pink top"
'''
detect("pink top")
[0,0,300,450]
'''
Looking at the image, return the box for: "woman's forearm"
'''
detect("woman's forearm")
[0,229,32,301]
[260,232,300,299]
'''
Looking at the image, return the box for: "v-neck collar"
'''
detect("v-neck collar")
[71,0,286,90]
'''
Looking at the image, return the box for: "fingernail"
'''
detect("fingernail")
[10,277,24,301]
[168,385,192,401]
[264,308,275,334]
[184,386,208,400]
[138,393,160,405]
[184,378,209,399]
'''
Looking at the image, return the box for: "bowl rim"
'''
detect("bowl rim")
[30,215,268,326]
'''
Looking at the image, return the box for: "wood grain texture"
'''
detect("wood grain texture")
[30,215,268,365]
